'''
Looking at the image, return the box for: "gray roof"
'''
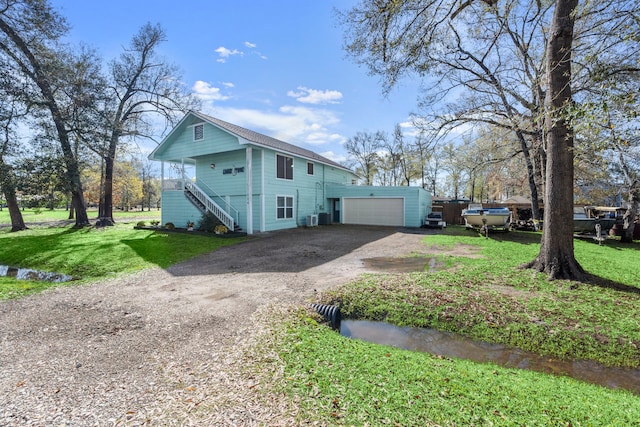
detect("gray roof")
[193,111,352,173]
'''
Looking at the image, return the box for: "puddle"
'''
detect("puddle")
[363,257,442,273]
[0,265,73,282]
[340,320,640,394]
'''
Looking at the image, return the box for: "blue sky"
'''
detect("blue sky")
[50,0,423,164]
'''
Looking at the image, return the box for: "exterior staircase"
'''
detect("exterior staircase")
[184,181,242,232]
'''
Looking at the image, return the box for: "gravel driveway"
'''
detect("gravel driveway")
[0,225,432,426]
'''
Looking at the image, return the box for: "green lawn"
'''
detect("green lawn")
[0,207,160,224]
[256,227,640,426]
[0,222,244,299]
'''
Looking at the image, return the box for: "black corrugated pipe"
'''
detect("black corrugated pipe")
[310,303,341,330]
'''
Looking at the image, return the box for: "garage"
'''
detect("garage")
[342,197,404,226]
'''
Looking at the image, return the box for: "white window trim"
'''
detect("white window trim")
[275,153,294,181]
[276,194,294,220]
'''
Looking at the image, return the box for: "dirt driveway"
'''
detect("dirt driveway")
[0,225,433,426]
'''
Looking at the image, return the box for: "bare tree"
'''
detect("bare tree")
[93,23,196,226]
[345,131,385,185]
[440,142,468,200]
[338,0,549,220]
[0,0,90,226]
[411,127,440,192]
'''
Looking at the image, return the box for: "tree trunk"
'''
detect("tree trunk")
[0,153,26,231]
[68,193,75,220]
[96,137,117,227]
[522,0,585,281]
[621,184,638,243]
[515,130,541,221]
[5,189,27,232]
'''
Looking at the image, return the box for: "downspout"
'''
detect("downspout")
[296,189,300,226]
[181,158,185,188]
[161,161,165,223]
[246,146,253,234]
[260,150,265,232]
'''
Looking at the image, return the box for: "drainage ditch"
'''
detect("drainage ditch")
[340,319,639,394]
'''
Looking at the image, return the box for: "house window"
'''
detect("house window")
[276,196,294,219]
[307,162,314,175]
[193,124,204,141]
[276,154,293,180]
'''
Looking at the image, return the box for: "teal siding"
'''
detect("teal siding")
[194,150,247,197]
[153,122,241,162]
[326,185,431,227]
[257,152,353,230]
[161,191,204,228]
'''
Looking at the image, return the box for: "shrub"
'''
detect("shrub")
[150,220,160,227]
[164,222,175,230]
[136,220,146,227]
[197,212,223,232]
[214,225,228,234]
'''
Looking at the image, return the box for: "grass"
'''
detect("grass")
[255,308,640,426]
[252,226,640,425]
[0,207,160,224]
[322,227,640,368]
[0,222,244,299]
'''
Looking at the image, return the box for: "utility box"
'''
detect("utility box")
[318,212,331,225]
[306,214,318,227]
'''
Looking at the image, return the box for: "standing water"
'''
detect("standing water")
[0,265,73,282]
[340,320,639,394]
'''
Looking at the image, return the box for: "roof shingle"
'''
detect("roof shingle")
[194,111,351,172]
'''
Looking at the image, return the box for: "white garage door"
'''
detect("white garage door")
[342,198,404,226]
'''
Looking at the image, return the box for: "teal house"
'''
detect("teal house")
[148,111,431,234]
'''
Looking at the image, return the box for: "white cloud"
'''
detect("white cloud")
[221,82,235,88]
[244,41,257,48]
[192,81,230,102]
[318,150,349,164]
[208,105,345,147]
[214,46,242,63]
[287,86,343,105]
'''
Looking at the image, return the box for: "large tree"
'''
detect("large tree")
[0,0,90,226]
[94,23,195,226]
[521,0,583,279]
[338,0,549,220]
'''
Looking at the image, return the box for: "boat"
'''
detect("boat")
[462,204,511,232]
[573,206,617,234]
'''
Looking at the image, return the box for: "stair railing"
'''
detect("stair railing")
[184,180,235,230]
[194,178,240,226]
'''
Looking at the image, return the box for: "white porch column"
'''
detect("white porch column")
[260,149,265,232]
[246,146,254,234]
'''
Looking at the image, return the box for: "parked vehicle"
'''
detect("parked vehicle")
[573,206,617,234]
[424,205,446,229]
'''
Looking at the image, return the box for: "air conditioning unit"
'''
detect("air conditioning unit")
[306,214,318,227]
